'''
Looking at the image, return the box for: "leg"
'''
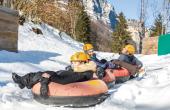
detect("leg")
[112,60,138,75]
[22,72,42,89]
[96,67,105,79]
[12,73,25,89]
[50,70,93,84]
[12,72,43,89]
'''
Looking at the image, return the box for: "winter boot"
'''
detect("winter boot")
[22,72,42,89]
[12,73,25,89]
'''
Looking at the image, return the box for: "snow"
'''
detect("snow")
[0,22,170,110]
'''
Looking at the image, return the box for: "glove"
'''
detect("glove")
[115,64,121,69]
[65,65,73,71]
[100,59,107,64]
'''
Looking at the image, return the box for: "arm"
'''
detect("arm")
[92,60,107,68]
[133,57,143,69]
[118,54,127,62]
[91,54,107,68]
[106,61,121,69]
[91,53,100,62]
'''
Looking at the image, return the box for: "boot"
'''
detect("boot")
[22,72,42,89]
[12,73,25,89]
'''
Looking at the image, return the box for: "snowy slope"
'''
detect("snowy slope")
[0,23,170,110]
[0,22,83,79]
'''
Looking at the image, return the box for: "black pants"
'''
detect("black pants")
[21,70,93,89]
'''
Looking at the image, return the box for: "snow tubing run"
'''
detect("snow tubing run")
[32,79,109,107]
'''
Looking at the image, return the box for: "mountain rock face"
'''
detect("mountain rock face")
[53,0,117,51]
[83,0,117,51]
[83,0,117,29]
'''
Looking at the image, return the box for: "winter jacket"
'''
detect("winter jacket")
[73,61,97,73]
[66,61,106,79]
[118,54,143,69]
[90,53,104,68]
[90,53,119,69]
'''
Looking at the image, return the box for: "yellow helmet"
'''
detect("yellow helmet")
[83,44,94,51]
[125,44,135,54]
[70,52,89,62]
[86,54,90,59]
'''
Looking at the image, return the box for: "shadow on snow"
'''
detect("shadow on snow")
[0,50,61,64]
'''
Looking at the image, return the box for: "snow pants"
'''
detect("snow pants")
[21,70,94,89]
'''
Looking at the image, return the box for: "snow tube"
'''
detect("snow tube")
[102,71,116,88]
[105,68,130,83]
[32,79,109,107]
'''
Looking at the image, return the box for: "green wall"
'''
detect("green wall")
[158,34,170,56]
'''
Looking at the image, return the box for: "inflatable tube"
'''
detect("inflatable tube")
[105,68,130,83]
[102,71,116,88]
[32,79,109,107]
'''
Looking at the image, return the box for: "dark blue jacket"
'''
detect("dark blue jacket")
[118,54,143,68]
[90,54,119,69]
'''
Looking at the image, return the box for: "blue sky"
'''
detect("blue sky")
[107,0,164,28]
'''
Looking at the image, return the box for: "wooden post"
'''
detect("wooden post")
[0,6,18,52]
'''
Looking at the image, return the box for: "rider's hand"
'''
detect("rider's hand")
[42,73,50,78]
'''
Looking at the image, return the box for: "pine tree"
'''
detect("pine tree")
[68,0,82,39]
[75,6,91,43]
[150,14,165,37]
[112,12,132,53]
